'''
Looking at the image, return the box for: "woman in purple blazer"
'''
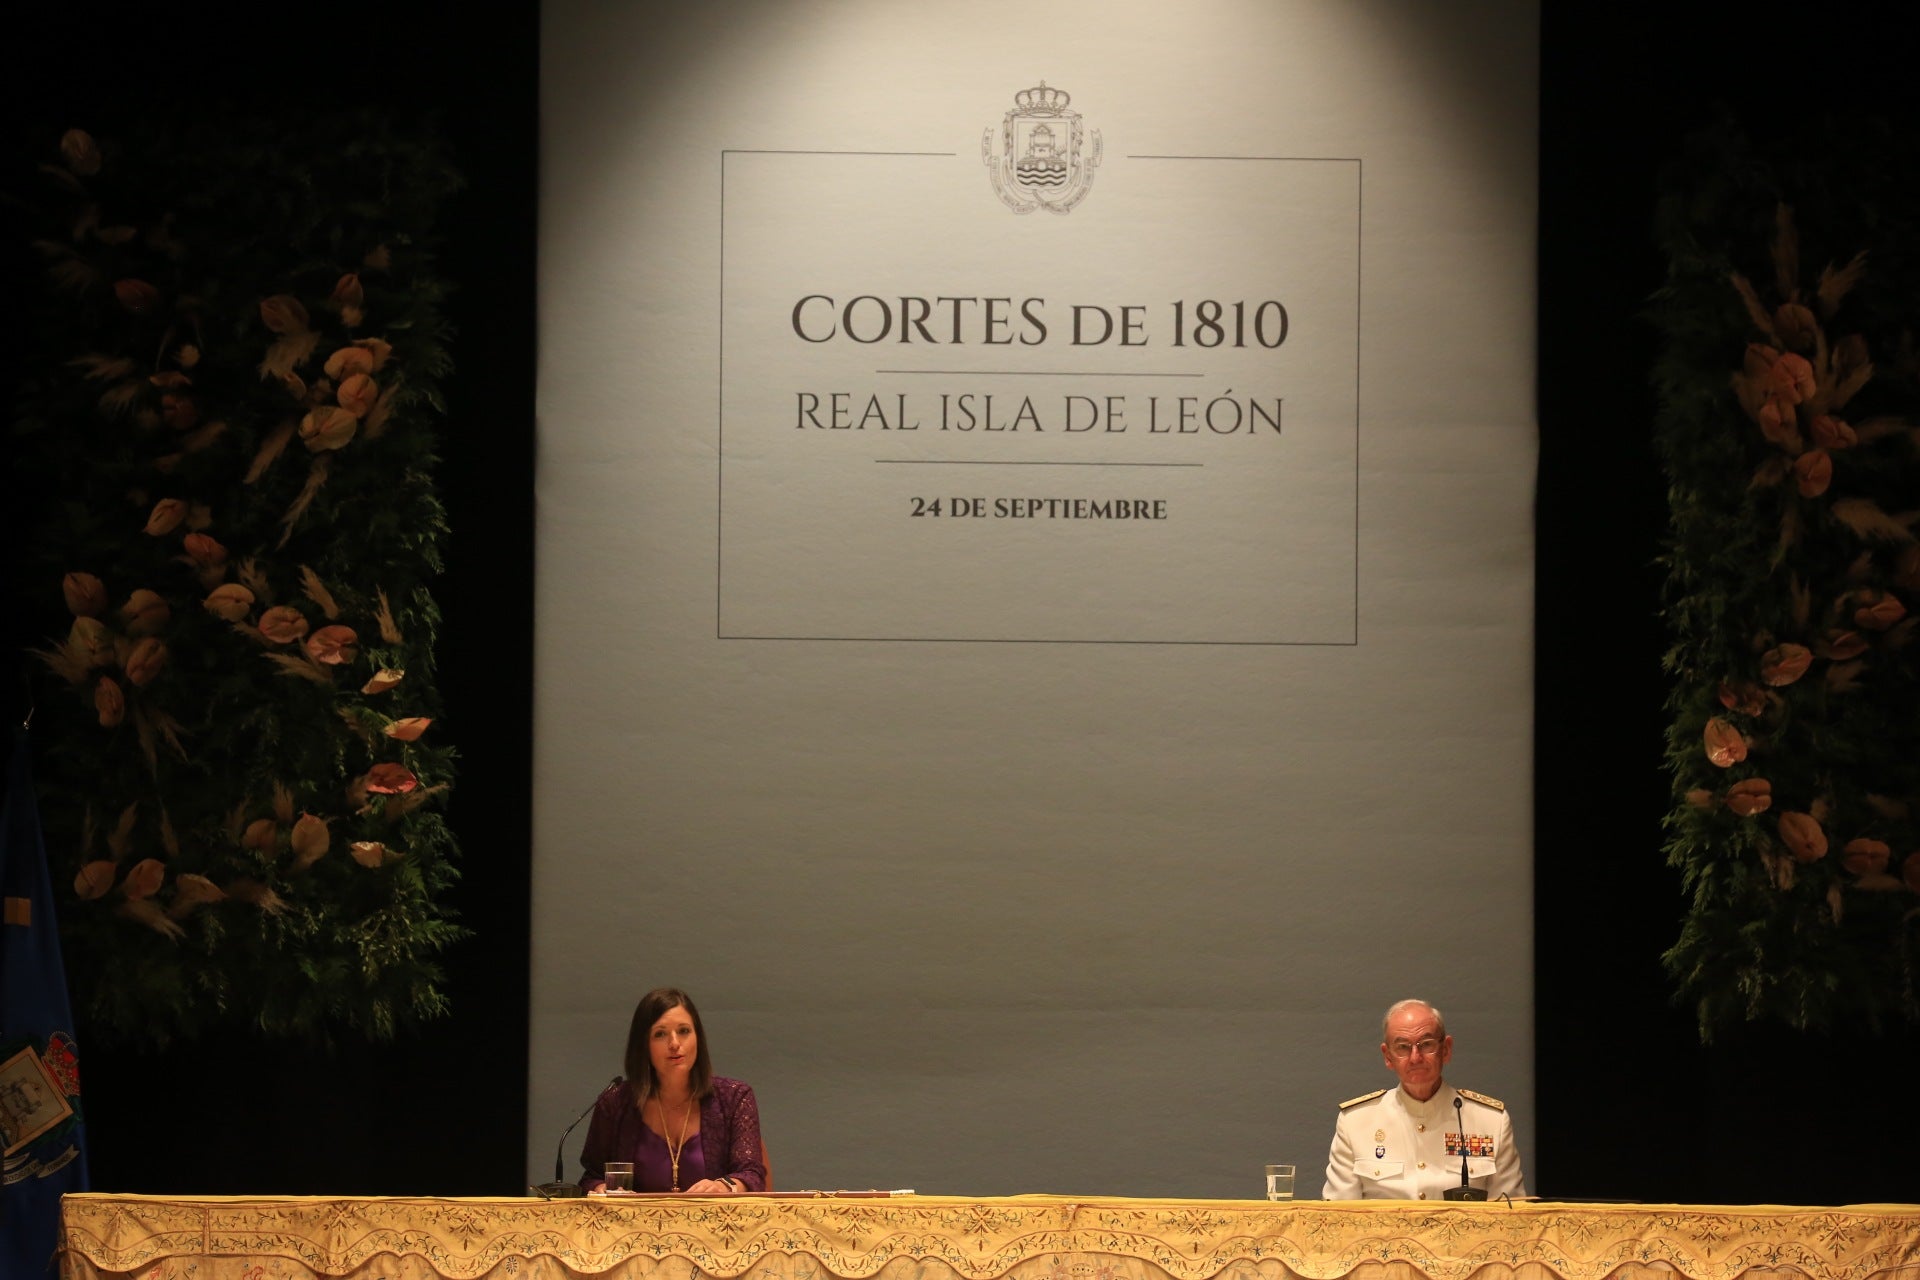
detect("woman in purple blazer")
[579,987,768,1193]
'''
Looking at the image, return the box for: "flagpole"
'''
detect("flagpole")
[2,723,91,1280]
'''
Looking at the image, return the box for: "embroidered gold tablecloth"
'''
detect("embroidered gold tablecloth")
[57,1193,1920,1280]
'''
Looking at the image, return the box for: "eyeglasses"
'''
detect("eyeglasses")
[1387,1038,1443,1059]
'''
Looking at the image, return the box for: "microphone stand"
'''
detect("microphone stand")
[1442,1093,1487,1201]
[531,1076,623,1199]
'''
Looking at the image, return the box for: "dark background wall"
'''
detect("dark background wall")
[2,3,538,1194]
[3,2,1914,1202]
[1534,4,1920,1204]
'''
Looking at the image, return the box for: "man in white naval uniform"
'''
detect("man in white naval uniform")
[1322,999,1526,1200]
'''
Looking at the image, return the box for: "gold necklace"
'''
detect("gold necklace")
[655,1093,696,1191]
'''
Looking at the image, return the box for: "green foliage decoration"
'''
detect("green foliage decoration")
[8,116,467,1043]
[1655,117,1920,1037]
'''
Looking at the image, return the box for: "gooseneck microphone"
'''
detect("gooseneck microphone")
[531,1076,624,1199]
[1443,1093,1488,1201]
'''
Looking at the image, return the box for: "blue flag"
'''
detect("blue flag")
[1,726,89,1280]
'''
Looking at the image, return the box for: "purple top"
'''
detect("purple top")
[638,1123,705,1191]
[579,1076,767,1192]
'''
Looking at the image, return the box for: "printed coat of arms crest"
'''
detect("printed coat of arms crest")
[983,82,1102,214]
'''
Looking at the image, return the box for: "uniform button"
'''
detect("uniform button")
[1418,1193,1427,1200]
[1417,1162,1426,1170]
[1416,1124,1426,1132]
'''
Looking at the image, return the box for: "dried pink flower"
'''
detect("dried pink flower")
[94,676,125,727]
[330,273,365,309]
[323,346,375,380]
[1766,350,1817,405]
[123,637,168,686]
[122,858,166,900]
[143,498,188,537]
[290,813,330,871]
[120,588,170,636]
[74,861,116,900]
[258,606,311,645]
[1778,811,1828,863]
[1725,778,1772,817]
[63,572,107,617]
[182,532,228,567]
[304,624,358,666]
[203,583,255,622]
[1703,718,1749,768]
[1853,591,1907,632]
[1841,838,1890,876]
[299,406,358,452]
[336,372,378,418]
[365,763,419,794]
[60,128,102,176]
[353,337,393,371]
[1759,643,1812,687]
[1792,449,1832,498]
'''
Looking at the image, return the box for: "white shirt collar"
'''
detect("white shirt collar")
[1396,1082,1454,1119]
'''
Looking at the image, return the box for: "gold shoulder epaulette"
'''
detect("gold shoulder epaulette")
[1339,1088,1387,1110]
[1457,1088,1505,1111]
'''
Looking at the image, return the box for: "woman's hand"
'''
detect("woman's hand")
[682,1177,737,1195]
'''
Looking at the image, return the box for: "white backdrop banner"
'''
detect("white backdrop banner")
[533,0,1538,1198]
[719,148,1357,643]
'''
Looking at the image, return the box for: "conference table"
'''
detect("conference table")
[57,1192,1920,1280]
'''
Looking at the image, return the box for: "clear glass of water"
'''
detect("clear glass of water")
[1264,1163,1295,1201]
[604,1161,634,1192]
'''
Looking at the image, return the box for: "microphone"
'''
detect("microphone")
[530,1076,623,1199]
[1443,1093,1488,1201]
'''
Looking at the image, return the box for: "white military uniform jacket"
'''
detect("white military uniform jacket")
[1321,1083,1526,1201]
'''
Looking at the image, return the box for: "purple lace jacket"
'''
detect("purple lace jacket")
[579,1076,767,1192]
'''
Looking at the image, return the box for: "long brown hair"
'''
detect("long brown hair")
[622,986,713,1102]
